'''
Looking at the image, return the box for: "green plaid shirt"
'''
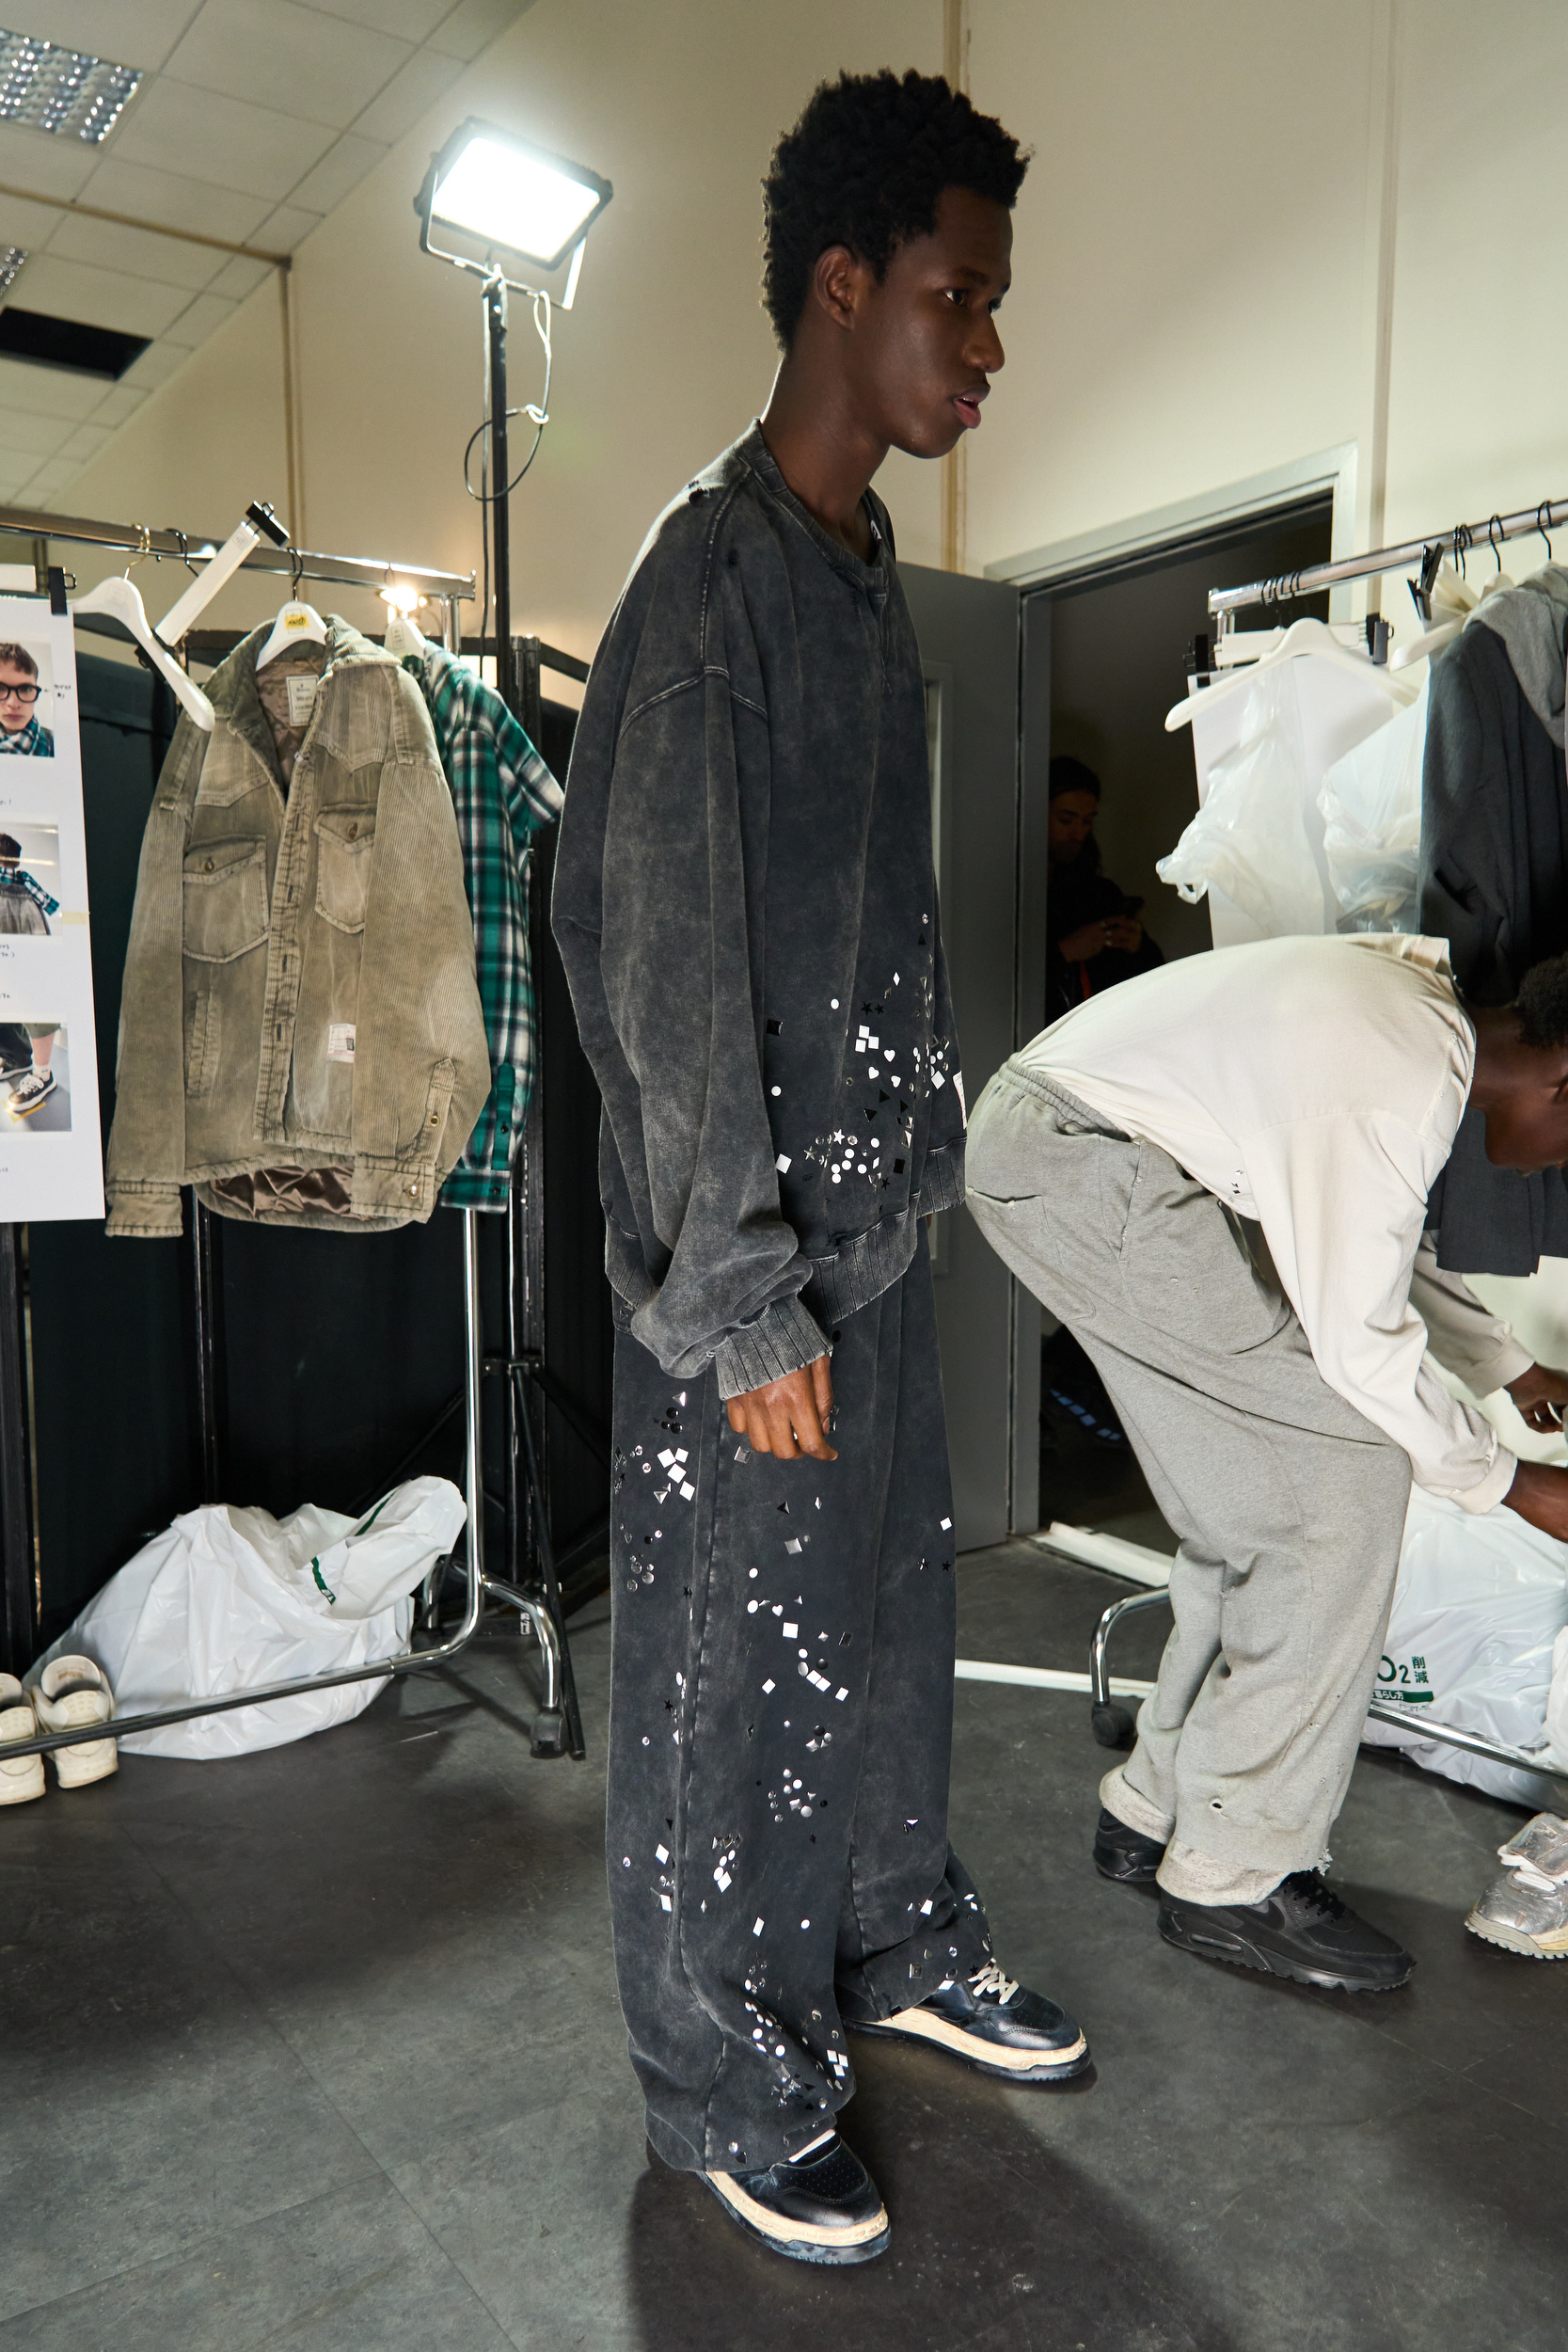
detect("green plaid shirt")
[408,644,563,1211]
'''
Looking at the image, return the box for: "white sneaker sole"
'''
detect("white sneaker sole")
[0,1758,44,1803]
[858,2005,1090,2078]
[705,2170,890,2262]
[53,1739,118,1789]
[1465,1910,1568,1960]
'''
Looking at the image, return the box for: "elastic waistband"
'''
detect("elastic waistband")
[998,1059,1132,1140]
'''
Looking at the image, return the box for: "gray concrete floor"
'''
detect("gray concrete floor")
[3,1536,1564,2351]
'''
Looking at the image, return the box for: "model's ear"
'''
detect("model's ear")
[811,242,871,332]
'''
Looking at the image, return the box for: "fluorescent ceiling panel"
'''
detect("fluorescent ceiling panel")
[0,28,140,143]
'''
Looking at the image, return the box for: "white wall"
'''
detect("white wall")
[63,0,943,664]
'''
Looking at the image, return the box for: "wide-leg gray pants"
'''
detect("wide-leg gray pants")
[967,1065,1411,1905]
[606,1233,994,2175]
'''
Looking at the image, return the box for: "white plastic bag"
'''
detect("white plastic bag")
[1316,674,1429,933]
[1362,1486,1567,1807]
[27,1475,466,1759]
[1157,664,1328,936]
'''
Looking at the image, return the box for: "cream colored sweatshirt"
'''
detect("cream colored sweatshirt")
[1014,931,1520,1512]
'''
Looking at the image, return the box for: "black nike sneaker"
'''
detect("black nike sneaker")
[1159,1869,1414,1992]
[1093,1806,1166,1885]
[696,2133,889,2265]
[850,1961,1090,2082]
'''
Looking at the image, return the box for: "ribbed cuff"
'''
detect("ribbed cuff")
[711,1294,830,1403]
[917,1136,966,1216]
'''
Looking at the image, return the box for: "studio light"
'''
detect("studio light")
[416,118,611,715]
[416,118,612,301]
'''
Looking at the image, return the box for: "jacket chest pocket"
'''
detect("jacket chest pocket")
[314,807,375,933]
[183,839,267,963]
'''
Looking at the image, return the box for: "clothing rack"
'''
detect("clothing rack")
[0,501,576,1764]
[1208,492,1568,628]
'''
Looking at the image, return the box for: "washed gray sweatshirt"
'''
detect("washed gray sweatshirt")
[553,422,966,1399]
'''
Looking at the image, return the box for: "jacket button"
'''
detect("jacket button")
[203,858,214,871]
[428,1111,439,1126]
[347,822,357,839]
[406,1182,419,1198]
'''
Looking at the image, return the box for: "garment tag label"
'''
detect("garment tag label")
[286,675,317,724]
[326,1023,356,1065]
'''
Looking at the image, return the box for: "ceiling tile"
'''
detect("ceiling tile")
[11,253,192,339]
[118,341,190,391]
[205,251,270,301]
[349,44,464,147]
[59,421,113,463]
[112,78,335,202]
[6,2,202,74]
[24,455,81,497]
[0,121,98,201]
[163,0,413,133]
[251,201,324,252]
[46,211,223,293]
[0,192,64,249]
[294,0,455,39]
[161,289,236,347]
[73,155,271,246]
[0,445,41,496]
[425,0,530,64]
[84,382,146,428]
[283,132,386,216]
[0,353,104,418]
[0,409,71,458]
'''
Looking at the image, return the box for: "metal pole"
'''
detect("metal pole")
[484,271,512,713]
[1208,492,1568,618]
[190,1198,222,1503]
[0,1224,33,1673]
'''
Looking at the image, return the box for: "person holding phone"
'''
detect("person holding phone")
[1047,755,1163,1019]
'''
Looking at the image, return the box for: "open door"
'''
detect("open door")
[900,564,1045,1551]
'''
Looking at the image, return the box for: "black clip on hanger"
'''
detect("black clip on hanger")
[1410,543,1443,625]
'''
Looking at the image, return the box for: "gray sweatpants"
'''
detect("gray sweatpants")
[967,1064,1412,1905]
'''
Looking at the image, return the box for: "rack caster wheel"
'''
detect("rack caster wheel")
[531,1707,566,1758]
[1091,1701,1137,1750]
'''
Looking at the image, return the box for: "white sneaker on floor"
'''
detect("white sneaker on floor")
[34,1655,118,1788]
[0,1673,44,1804]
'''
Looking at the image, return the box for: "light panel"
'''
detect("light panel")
[0,246,24,295]
[423,121,610,275]
[0,29,140,143]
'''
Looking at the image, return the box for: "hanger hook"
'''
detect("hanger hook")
[1487,514,1505,572]
[1537,501,1555,562]
[1451,522,1471,580]
[290,546,305,600]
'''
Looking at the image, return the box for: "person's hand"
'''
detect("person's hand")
[1506,1363,1568,1432]
[1102,915,1143,952]
[726,1354,836,1461]
[1502,1457,1568,1540]
[1056,921,1109,962]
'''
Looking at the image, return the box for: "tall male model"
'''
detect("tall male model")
[965,934,1568,1993]
[555,72,1083,2265]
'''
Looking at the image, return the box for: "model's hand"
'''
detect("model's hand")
[1506,1363,1568,1432]
[726,1355,836,1461]
[1057,921,1109,962]
[1103,915,1143,952]
[1502,1458,1568,1540]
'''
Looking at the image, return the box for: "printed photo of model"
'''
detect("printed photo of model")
[0,643,55,758]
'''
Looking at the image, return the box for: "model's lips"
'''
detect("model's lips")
[952,387,988,428]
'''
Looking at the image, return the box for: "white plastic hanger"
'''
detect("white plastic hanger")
[1164,616,1418,734]
[255,595,328,669]
[382,609,426,659]
[71,574,215,733]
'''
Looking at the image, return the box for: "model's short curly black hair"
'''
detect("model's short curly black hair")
[1515,954,1568,1050]
[762,70,1027,348]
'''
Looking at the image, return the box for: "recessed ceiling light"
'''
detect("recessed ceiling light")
[0,29,140,143]
[0,246,24,294]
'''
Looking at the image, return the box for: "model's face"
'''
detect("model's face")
[1048,791,1098,864]
[1483,1081,1568,1173]
[0,663,36,734]
[832,186,1012,461]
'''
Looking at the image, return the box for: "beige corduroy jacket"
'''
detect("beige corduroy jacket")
[105,618,489,1237]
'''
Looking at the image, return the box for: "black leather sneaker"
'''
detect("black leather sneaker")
[700,2133,890,2265]
[1093,1806,1166,1885]
[1159,1869,1414,1992]
[850,1962,1090,2082]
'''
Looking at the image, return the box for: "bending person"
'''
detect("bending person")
[966,932,1568,1994]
